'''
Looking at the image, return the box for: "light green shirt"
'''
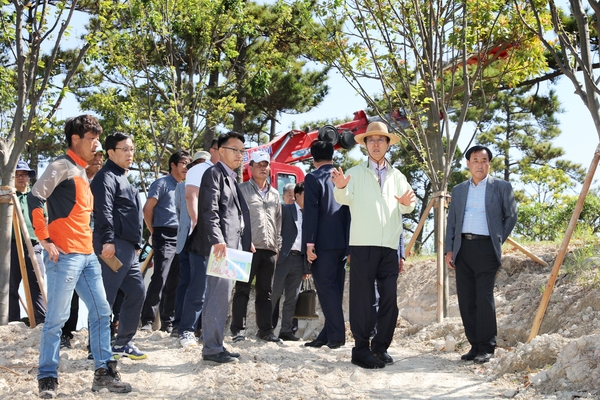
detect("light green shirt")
[334,161,415,250]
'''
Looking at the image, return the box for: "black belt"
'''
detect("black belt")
[289,250,302,256]
[462,233,490,240]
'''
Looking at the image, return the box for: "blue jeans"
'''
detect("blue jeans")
[178,253,207,334]
[173,250,191,329]
[38,253,112,379]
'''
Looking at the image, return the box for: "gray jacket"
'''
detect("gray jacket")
[444,175,517,265]
[239,179,282,253]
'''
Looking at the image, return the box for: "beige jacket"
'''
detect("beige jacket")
[239,179,282,253]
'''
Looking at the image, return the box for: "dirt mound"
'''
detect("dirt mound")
[2,242,600,398]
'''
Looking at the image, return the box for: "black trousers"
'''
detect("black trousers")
[9,240,46,325]
[349,246,398,358]
[231,249,277,336]
[455,237,499,354]
[311,248,347,344]
[141,227,179,327]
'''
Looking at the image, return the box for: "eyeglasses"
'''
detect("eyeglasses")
[177,161,190,166]
[15,173,30,178]
[115,146,135,153]
[222,146,246,156]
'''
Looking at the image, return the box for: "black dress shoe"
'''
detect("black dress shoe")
[460,348,478,361]
[257,332,282,343]
[473,352,493,364]
[372,351,394,364]
[278,332,300,341]
[326,341,344,349]
[203,351,239,364]
[351,354,386,369]
[223,347,240,358]
[304,340,327,348]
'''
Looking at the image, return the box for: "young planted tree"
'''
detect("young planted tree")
[0,0,113,324]
[515,0,600,340]
[314,0,548,318]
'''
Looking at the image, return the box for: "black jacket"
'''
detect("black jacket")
[90,159,143,253]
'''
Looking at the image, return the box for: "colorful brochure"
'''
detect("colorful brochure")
[206,245,253,282]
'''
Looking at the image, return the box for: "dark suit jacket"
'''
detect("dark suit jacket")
[302,164,350,253]
[278,203,310,273]
[444,175,517,265]
[187,162,251,256]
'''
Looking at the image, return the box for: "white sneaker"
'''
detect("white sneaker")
[179,331,198,348]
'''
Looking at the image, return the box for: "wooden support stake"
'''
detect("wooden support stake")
[405,197,435,256]
[12,205,36,328]
[11,192,47,306]
[506,237,547,267]
[436,194,447,322]
[527,144,600,342]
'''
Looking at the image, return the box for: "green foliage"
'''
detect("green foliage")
[561,241,600,288]
[515,182,600,241]
[468,86,584,185]
[72,0,333,180]
[315,0,550,196]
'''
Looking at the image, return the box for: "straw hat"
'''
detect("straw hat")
[354,121,400,146]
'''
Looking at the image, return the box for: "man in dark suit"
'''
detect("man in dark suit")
[302,141,350,349]
[187,131,251,364]
[445,145,517,364]
[272,182,310,341]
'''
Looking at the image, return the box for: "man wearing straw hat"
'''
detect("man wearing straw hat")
[331,121,416,369]
[9,160,46,326]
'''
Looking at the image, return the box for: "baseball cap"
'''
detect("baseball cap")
[250,151,270,164]
[95,143,104,153]
[16,160,36,178]
[193,150,211,162]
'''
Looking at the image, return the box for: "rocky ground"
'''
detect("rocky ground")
[1,242,600,399]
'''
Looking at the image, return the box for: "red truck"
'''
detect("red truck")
[242,110,374,196]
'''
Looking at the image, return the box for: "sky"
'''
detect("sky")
[273,69,599,174]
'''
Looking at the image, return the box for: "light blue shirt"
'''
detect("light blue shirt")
[462,175,490,236]
[147,174,179,229]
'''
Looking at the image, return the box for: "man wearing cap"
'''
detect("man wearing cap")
[9,160,46,325]
[231,150,282,343]
[174,149,212,346]
[444,145,517,364]
[331,121,416,369]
